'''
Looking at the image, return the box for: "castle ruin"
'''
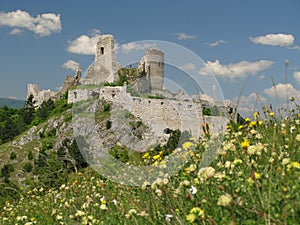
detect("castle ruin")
[27,34,229,141]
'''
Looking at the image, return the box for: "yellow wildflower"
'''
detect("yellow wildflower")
[182,141,194,149]
[253,111,259,119]
[186,213,197,223]
[142,152,150,159]
[245,117,251,122]
[249,121,257,128]
[190,207,205,218]
[254,172,261,179]
[269,112,275,117]
[241,139,250,149]
[291,162,300,169]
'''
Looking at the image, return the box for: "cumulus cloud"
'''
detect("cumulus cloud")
[199,60,273,79]
[177,32,196,40]
[293,72,300,84]
[179,63,195,72]
[121,42,156,53]
[0,10,61,36]
[250,33,294,47]
[66,32,102,55]
[233,93,267,115]
[263,83,300,99]
[63,60,79,71]
[209,39,227,47]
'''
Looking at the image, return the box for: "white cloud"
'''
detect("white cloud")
[179,63,195,72]
[233,93,267,115]
[293,72,300,84]
[63,60,79,71]
[177,32,196,40]
[250,33,294,47]
[66,32,101,55]
[209,39,227,47]
[9,28,22,35]
[0,10,61,36]
[121,42,156,53]
[263,83,300,99]
[199,60,273,79]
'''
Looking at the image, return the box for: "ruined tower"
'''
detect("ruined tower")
[138,49,164,91]
[83,34,117,84]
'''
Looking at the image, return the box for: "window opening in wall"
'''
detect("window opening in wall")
[101,47,104,55]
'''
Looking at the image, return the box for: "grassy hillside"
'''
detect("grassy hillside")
[0,97,299,224]
[0,98,24,109]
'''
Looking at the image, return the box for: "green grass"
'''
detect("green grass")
[0,99,300,224]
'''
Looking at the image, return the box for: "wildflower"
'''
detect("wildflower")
[190,185,197,195]
[126,209,137,218]
[138,211,149,217]
[223,142,236,151]
[290,96,295,101]
[217,194,232,206]
[56,214,63,220]
[241,139,250,149]
[254,172,261,179]
[166,214,173,222]
[233,159,242,165]
[245,117,251,122]
[258,120,263,125]
[142,181,150,189]
[296,134,300,142]
[156,189,163,197]
[269,112,275,117]
[249,121,257,128]
[75,210,85,217]
[190,207,205,218]
[100,204,108,210]
[142,152,150,159]
[112,199,117,205]
[182,141,194,149]
[186,213,197,223]
[253,111,259,119]
[291,162,300,169]
[198,167,215,179]
[282,158,290,165]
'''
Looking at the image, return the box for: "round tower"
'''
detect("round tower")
[144,48,164,90]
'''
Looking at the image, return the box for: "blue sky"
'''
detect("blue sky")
[1,0,300,115]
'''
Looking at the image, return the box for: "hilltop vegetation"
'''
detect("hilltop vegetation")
[0,94,300,224]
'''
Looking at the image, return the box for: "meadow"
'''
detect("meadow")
[0,99,300,225]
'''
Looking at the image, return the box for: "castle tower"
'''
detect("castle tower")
[83,34,117,84]
[139,49,164,91]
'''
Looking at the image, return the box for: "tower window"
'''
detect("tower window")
[101,47,104,55]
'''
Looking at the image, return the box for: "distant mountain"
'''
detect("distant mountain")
[0,98,24,109]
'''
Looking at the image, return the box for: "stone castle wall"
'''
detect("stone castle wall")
[69,86,227,140]
[27,84,56,107]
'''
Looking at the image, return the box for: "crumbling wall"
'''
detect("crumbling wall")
[27,84,56,107]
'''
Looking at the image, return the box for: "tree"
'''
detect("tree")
[22,94,35,125]
[36,99,55,121]
[2,118,18,142]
